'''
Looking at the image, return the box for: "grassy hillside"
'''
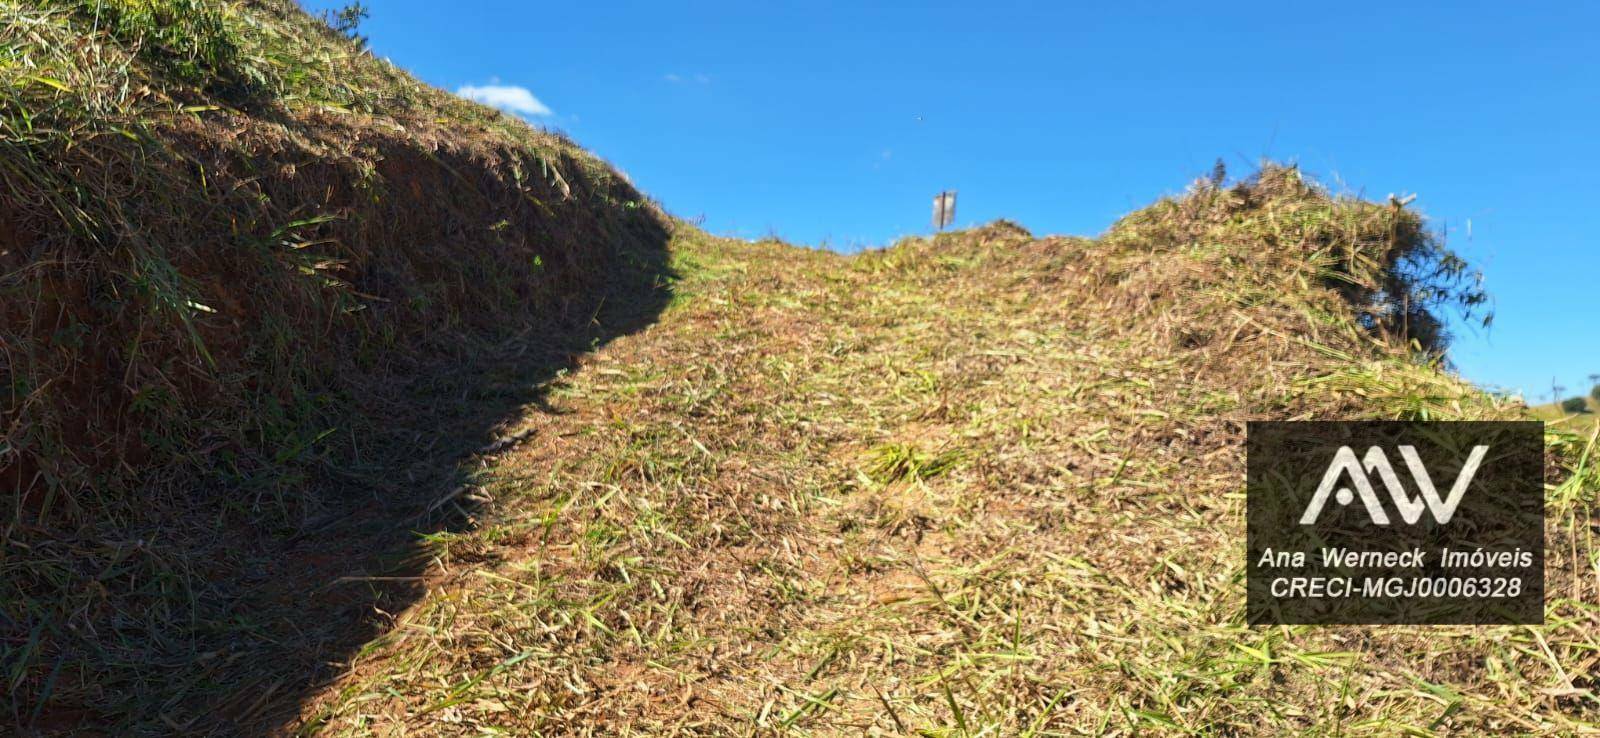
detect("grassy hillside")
[2,0,675,732]
[291,177,1600,736]
[1,0,671,499]
[1533,398,1600,433]
[3,2,1599,736]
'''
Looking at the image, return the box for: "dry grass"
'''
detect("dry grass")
[294,175,1599,735]
[1533,399,1600,435]
[4,4,1596,734]
[0,0,669,499]
[2,1,674,732]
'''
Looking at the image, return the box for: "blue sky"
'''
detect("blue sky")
[306,1,1598,402]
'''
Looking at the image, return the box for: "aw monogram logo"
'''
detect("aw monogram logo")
[1298,444,1489,525]
[1247,421,1544,625]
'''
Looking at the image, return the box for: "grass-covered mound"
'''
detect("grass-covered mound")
[1,1,677,730]
[1534,397,1600,434]
[0,0,671,502]
[292,172,1595,734]
[3,3,1596,734]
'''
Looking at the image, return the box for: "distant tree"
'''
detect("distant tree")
[1562,396,1589,414]
[320,2,370,47]
[1209,158,1227,187]
[1591,383,1600,403]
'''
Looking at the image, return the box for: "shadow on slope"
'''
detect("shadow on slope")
[0,3,690,733]
[25,231,676,736]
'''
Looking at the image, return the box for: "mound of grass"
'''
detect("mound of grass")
[1,1,677,730]
[1533,396,1600,434]
[0,0,670,502]
[3,4,1593,733]
[291,172,1595,735]
[1103,166,1488,355]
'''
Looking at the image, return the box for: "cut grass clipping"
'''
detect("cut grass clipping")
[867,443,966,484]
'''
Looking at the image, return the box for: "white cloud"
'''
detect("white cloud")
[455,83,552,116]
[664,72,711,85]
